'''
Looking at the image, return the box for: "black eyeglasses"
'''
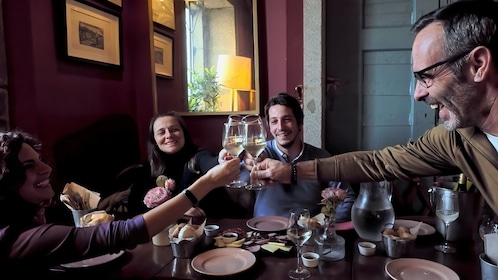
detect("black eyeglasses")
[413,50,471,88]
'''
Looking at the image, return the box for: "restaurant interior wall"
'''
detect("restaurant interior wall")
[1,0,304,193]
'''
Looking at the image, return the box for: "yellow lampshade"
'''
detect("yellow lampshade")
[216,55,252,90]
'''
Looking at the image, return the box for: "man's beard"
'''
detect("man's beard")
[279,136,297,149]
[442,79,477,131]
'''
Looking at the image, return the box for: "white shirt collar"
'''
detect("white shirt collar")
[274,141,304,162]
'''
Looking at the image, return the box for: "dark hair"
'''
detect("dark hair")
[0,130,44,227]
[264,93,304,126]
[411,0,498,79]
[147,111,199,179]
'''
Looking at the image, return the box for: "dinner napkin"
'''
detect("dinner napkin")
[169,218,206,242]
[60,182,101,210]
[80,210,115,227]
[484,233,498,265]
[313,213,325,225]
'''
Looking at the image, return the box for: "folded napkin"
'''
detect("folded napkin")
[169,218,206,242]
[60,182,101,210]
[484,233,498,264]
[80,210,115,227]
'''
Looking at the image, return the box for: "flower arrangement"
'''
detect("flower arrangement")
[319,187,347,221]
[143,175,176,208]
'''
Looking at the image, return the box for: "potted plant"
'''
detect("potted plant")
[187,67,221,112]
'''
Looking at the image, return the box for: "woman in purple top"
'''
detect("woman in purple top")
[0,130,240,273]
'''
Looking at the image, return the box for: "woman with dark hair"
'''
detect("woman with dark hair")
[0,129,240,273]
[128,111,249,218]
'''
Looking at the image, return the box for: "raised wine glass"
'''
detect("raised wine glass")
[222,115,247,188]
[242,114,267,190]
[287,208,312,280]
[434,193,459,253]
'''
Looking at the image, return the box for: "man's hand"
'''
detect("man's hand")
[243,151,267,171]
[250,158,291,185]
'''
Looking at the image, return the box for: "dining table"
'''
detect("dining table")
[48,215,484,279]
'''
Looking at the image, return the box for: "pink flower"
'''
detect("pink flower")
[144,176,176,208]
[144,186,172,208]
[321,188,347,202]
[164,178,175,190]
[319,187,347,218]
[156,175,176,191]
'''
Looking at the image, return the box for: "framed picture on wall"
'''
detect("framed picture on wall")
[152,0,175,30]
[62,0,121,66]
[107,0,122,7]
[153,32,173,77]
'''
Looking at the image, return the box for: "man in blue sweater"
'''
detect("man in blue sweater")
[247,93,356,221]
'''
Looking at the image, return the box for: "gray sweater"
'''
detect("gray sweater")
[253,140,356,221]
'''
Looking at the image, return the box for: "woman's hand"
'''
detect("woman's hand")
[206,158,241,187]
[218,148,233,164]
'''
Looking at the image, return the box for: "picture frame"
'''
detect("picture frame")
[62,0,121,66]
[153,32,173,77]
[107,0,122,7]
[152,0,175,30]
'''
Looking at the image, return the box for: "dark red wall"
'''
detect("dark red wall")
[2,0,303,177]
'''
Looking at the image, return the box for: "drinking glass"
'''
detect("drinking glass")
[287,208,312,279]
[242,114,267,190]
[222,115,247,188]
[434,193,459,253]
[479,214,498,241]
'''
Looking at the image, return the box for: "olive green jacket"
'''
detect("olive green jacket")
[316,125,498,214]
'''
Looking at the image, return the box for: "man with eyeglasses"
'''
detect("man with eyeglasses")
[250,0,498,218]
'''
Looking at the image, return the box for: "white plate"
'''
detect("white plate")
[246,216,288,232]
[385,258,459,280]
[60,250,125,268]
[191,248,256,276]
[395,219,436,236]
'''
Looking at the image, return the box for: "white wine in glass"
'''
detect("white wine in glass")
[242,114,267,190]
[434,193,459,253]
[287,208,312,280]
[222,115,247,188]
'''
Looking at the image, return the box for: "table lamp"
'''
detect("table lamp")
[216,55,252,111]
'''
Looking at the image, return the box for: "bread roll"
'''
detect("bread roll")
[178,224,196,239]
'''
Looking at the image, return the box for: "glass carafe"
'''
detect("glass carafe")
[351,181,395,241]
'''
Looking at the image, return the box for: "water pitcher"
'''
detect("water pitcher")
[351,181,395,241]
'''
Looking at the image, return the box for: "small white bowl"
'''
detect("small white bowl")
[204,224,220,237]
[222,232,238,243]
[358,241,376,256]
[301,252,320,268]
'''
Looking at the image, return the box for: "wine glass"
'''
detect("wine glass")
[434,193,459,253]
[479,214,498,241]
[242,114,267,190]
[287,208,312,280]
[222,115,247,188]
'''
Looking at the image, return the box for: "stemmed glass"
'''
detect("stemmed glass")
[434,193,459,253]
[242,114,267,190]
[287,208,312,280]
[222,115,247,188]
